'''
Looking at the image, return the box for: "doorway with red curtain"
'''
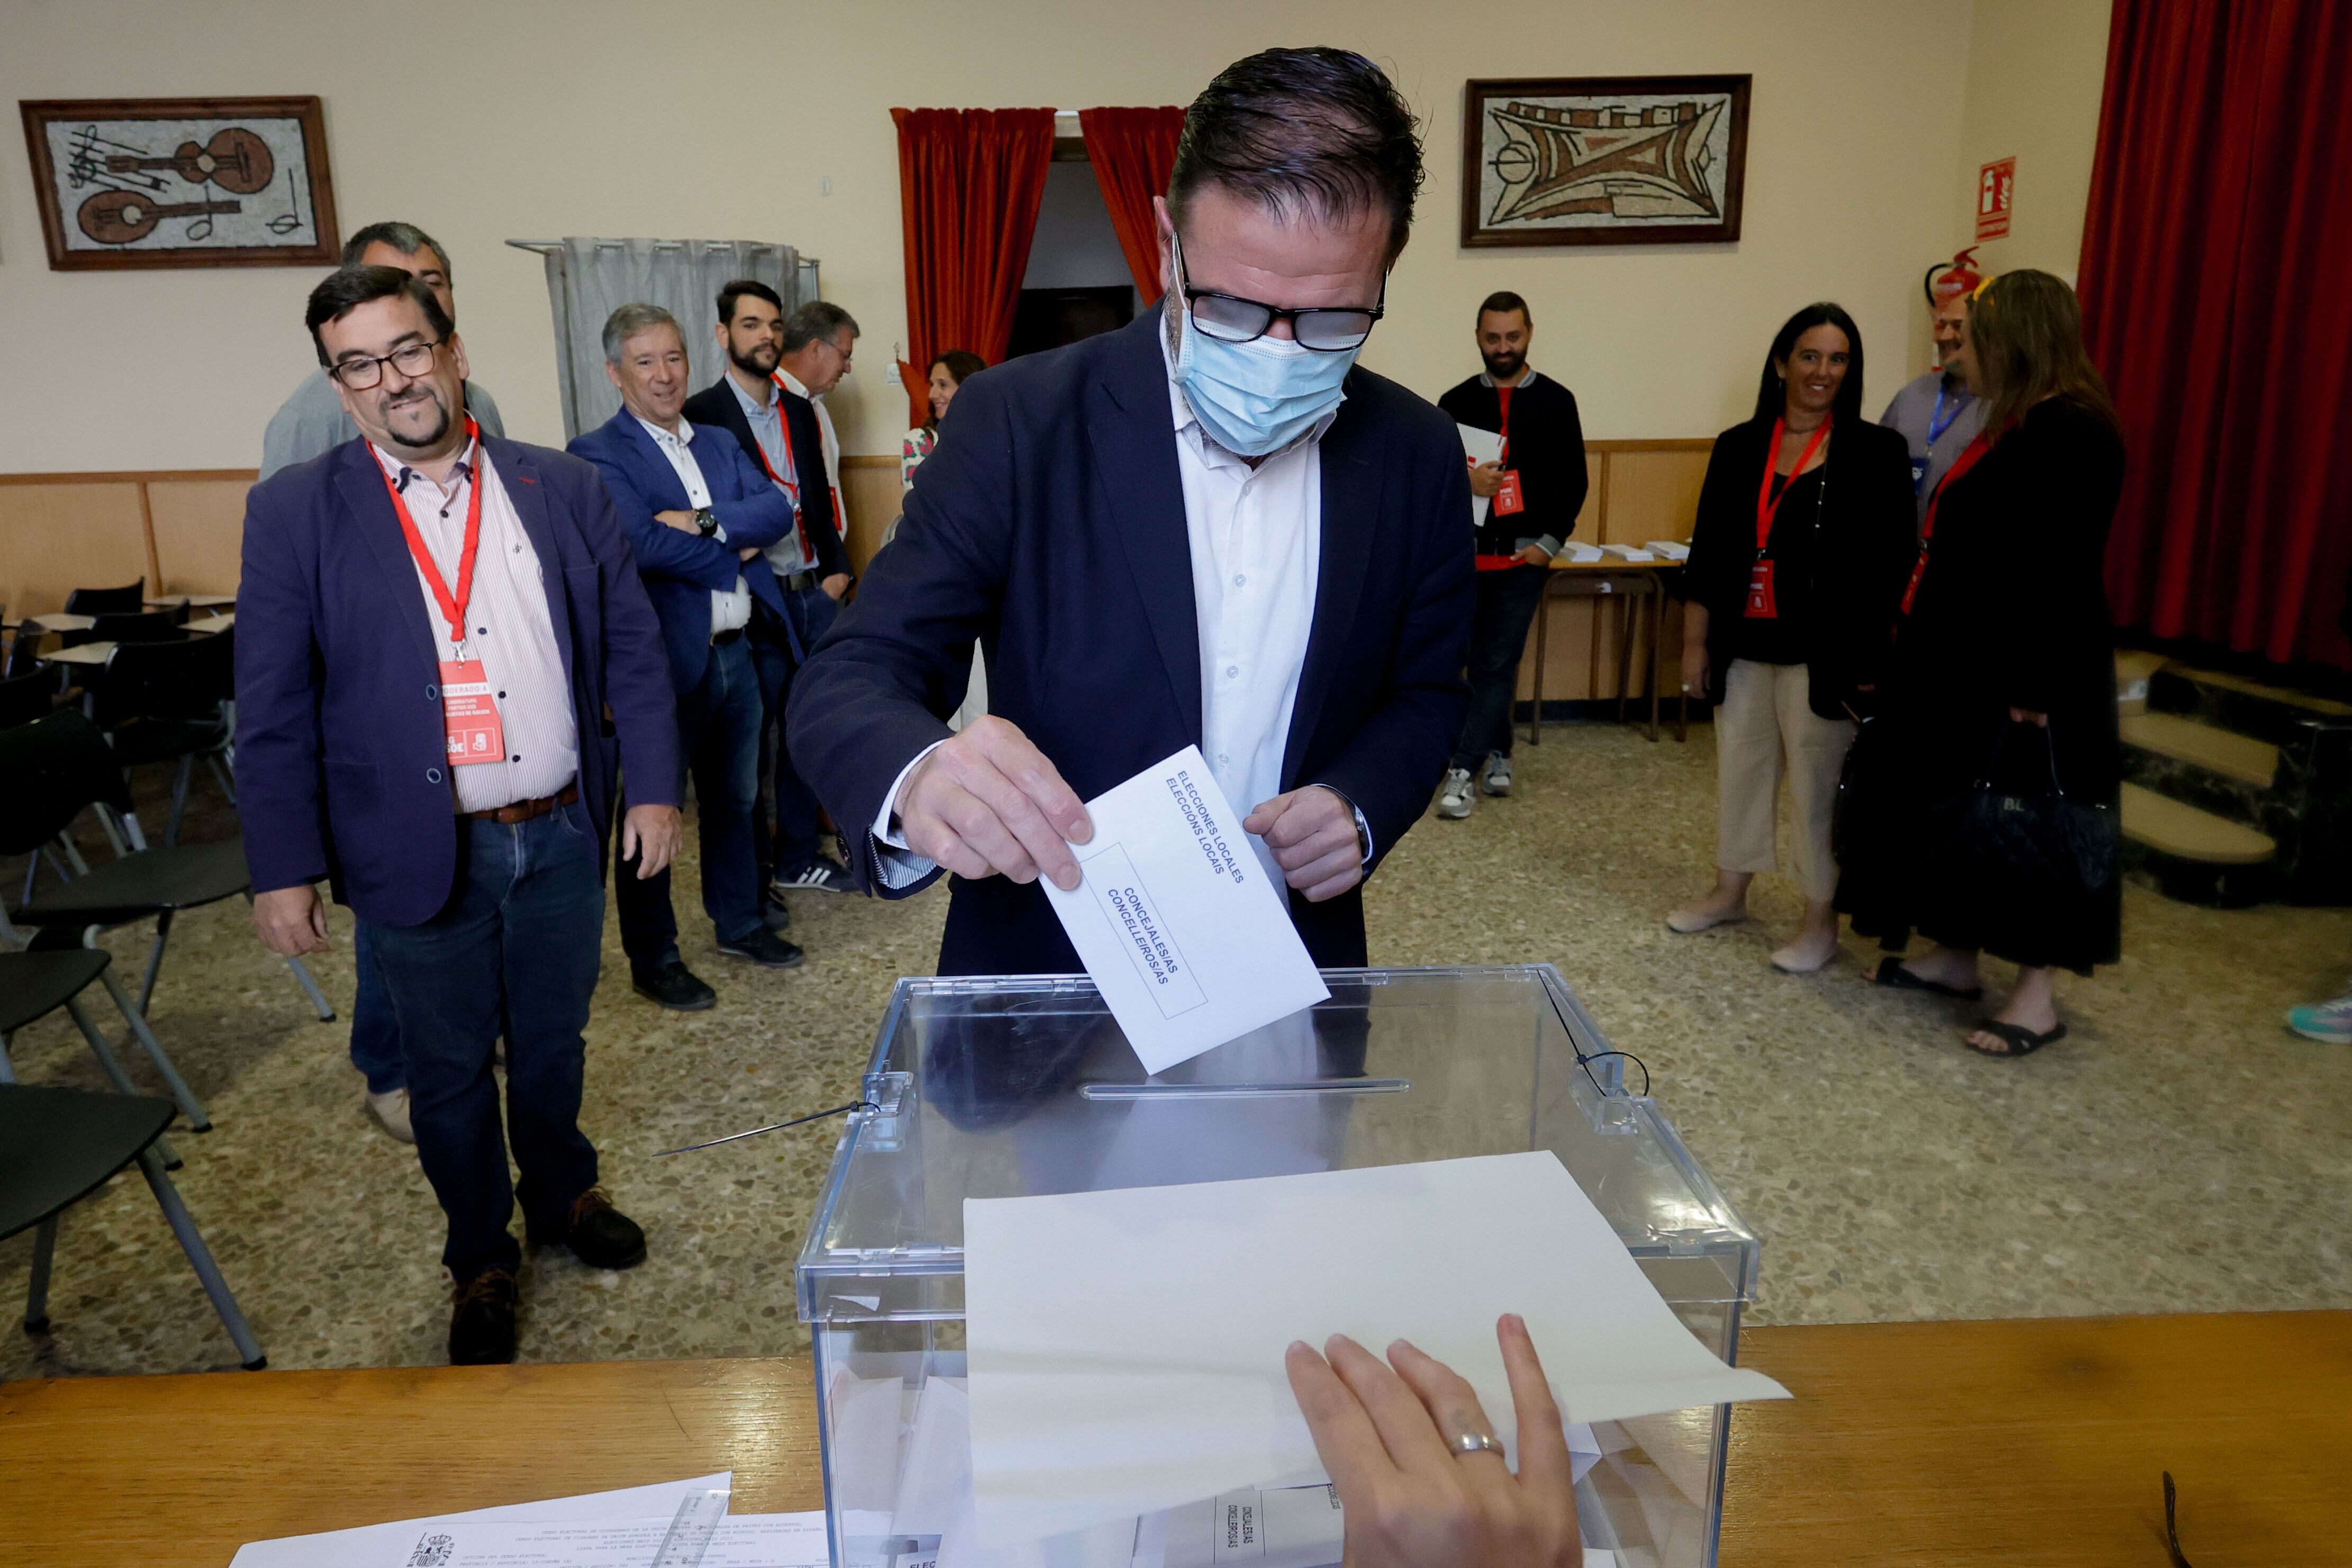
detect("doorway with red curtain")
[2080,0,2352,673]
[1079,106,1187,301]
[889,108,1056,431]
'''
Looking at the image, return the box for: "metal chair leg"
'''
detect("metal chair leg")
[92,966,210,1131]
[285,954,337,1022]
[166,755,194,847]
[0,1028,12,1085]
[205,753,237,807]
[132,1148,265,1369]
[138,909,174,1016]
[24,1215,58,1333]
[64,997,179,1167]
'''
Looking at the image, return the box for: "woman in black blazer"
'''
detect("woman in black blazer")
[1843,270,2126,1056]
[1666,303,1917,973]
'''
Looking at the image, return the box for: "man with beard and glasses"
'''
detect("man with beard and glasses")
[237,265,680,1364]
[261,220,507,1148]
[789,47,1471,979]
[682,281,856,916]
[1434,292,1588,818]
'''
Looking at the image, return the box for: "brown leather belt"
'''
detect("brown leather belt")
[464,783,579,825]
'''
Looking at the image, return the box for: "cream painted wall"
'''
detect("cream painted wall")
[1951,0,2115,282]
[4,0,2052,474]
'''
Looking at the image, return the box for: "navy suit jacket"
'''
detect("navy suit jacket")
[235,436,680,927]
[567,409,796,692]
[679,377,854,585]
[788,310,1473,976]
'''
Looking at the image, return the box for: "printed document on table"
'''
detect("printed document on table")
[366,1513,827,1566]
[963,1152,1790,1548]
[1039,746,1328,1076]
[228,1473,739,1567]
[1458,423,1503,527]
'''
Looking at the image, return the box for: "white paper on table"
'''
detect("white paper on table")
[963,1152,1789,1548]
[376,1513,828,1567]
[1458,423,1503,527]
[1643,539,1691,562]
[1598,543,1656,562]
[1038,746,1328,1076]
[1561,542,1603,563]
[228,1474,734,1567]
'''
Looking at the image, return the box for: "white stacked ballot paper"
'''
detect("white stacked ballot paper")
[1561,542,1603,562]
[1598,543,1656,562]
[1644,539,1691,562]
[962,1151,1789,1551]
[1040,746,1329,1076]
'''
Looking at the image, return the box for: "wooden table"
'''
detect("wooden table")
[0,1312,2340,1566]
[1525,556,1687,745]
[23,612,97,633]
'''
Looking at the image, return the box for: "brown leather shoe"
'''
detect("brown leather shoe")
[530,1187,646,1271]
[448,1269,518,1365]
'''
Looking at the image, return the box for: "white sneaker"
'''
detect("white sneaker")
[1435,768,1475,819]
[366,1087,416,1144]
[1481,752,1513,796]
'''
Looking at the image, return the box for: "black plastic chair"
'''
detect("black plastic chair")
[0,668,55,731]
[75,610,188,648]
[0,947,181,1167]
[63,582,145,617]
[89,631,236,844]
[0,1083,263,1369]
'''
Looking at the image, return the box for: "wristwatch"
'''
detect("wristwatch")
[693,508,719,537]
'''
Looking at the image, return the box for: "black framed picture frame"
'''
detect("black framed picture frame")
[20,95,340,271]
[1462,75,1752,248]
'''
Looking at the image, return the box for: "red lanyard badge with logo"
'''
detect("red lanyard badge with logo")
[1491,384,1524,516]
[769,373,848,545]
[377,418,506,768]
[1747,416,1832,618]
[1899,428,1994,618]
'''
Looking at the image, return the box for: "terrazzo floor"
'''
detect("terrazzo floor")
[4,720,2349,1380]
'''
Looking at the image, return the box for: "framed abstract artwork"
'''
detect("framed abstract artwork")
[1462,76,1751,248]
[20,95,339,270]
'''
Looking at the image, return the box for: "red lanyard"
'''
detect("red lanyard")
[377,416,485,647]
[1755,416,1833,556]
[1900,429,1994,615]
[1495,384,1515,466]
[770,374,847,542]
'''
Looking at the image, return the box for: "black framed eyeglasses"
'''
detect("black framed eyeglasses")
[329,337,443,391]
[1172,233,1384,352]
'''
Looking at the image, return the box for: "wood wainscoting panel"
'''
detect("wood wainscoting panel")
[0,481,152,619]
[1597,441,1713,547]
[149,476,254,596]
[837,456,903,578]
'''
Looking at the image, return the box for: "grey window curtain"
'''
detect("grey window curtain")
[512,238,822,441]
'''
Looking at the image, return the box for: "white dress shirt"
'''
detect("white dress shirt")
[724,373,817,575]
[371,438,580,812]
[871,330,1366,892]
[776,367,846,538]
[634,415,751,636]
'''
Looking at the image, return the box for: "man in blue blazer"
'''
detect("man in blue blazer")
[569,303,805,1010]
[788,48,1472,979]
[240,265,681,1364]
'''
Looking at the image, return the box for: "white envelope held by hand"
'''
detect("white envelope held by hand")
[1040,746,1329,1076]
[963,1152,1791,1550]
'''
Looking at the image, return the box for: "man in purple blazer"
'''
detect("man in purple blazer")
[236,265,681,1365]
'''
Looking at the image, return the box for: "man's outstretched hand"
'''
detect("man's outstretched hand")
[1245,786,1363,903]
[897,716,1093,889]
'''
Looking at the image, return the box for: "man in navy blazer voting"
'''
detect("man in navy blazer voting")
[570,304,807,1011]
[239,265,681,1364]
[789,47,1472,977]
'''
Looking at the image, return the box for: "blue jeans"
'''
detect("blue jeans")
[618,633,764,968]
[1451,564,1551,772]
[753,584,840,879]
[347,923,404,1095]
[362,799,605,1282]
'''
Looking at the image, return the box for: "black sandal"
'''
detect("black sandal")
[1874,956,1984,1002]
[1967,1020,2067,1057]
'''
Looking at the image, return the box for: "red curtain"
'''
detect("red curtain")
[1079,106,1188,300]
[890,107,1056,429]
[2080,0,2352,670]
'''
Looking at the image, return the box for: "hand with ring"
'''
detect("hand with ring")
[1285,1314,1581,1568]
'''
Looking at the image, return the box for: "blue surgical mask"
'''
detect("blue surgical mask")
[1167,239,1362,457]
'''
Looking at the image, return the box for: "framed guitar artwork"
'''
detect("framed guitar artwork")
[20,95,339,270]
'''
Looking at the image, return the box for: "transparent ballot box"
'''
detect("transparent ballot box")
[796,965,1762,1568]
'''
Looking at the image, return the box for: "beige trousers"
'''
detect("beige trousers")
[1716,659,1855,903]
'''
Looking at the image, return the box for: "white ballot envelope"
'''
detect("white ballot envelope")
[1457,422,1503,527]
[1039,746,1329,1076]
[963,1152,1789,1549]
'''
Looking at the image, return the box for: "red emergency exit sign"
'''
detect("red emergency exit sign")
[1977,157,2015,240]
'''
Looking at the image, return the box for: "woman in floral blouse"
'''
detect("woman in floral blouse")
[902,349,988,491]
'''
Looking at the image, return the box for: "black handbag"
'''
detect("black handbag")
[1831,713,1897,870]
[1943,720,2120,905]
